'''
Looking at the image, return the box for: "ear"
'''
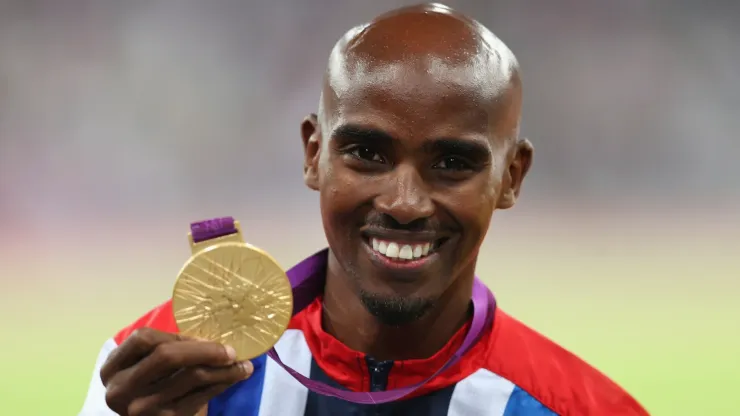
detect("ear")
[497,138,533,210]
[301,114,321,191]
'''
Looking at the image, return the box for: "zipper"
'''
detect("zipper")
[365,356,394,392]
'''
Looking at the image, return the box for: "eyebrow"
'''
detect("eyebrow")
[421,138,491,161]
[331,123,492,159]
[331,124,395,145]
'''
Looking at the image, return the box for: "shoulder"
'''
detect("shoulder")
[113,299,178,344]
[484,308,649,416]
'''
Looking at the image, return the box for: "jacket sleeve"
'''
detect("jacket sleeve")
[78,338,118,415]
[78,300,178,415]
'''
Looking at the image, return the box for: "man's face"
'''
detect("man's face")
[302,62,530,325]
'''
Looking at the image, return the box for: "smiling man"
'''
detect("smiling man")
[79,3,648,416]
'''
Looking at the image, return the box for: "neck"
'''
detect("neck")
[321,252,474,361]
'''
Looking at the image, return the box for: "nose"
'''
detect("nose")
[374,166,435,225]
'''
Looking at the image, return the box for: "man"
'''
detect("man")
[79,3,649,415]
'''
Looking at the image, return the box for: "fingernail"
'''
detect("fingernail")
[224,345,237,362]
[240,360,254,377]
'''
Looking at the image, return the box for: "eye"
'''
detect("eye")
[350,146,385,163]
[434,156,473,171]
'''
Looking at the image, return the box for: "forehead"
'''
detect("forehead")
[327,60,498,139]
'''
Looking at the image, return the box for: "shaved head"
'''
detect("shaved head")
[319,3,522,142]
[303,3,532,329]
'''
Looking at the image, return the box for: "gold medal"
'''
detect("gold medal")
[171,219,293,360]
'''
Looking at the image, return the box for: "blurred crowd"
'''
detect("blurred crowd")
[1,0,738,225]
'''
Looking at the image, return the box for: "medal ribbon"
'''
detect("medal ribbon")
[191,217,495,405]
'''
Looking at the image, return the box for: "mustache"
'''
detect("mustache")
[362,212,442,233]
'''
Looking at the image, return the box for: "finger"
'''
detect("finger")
[164,383,235,416]
[127,340,238,386]
[127,360,254,413]
[101,328,177,386]
[103,365,139,415]
[161,361,254,401]
[103,339,240,412]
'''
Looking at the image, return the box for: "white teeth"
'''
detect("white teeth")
[369,238,435,261]
[378,241,388,255]
[399,245,413,259]
[386,242,400,258]
[412,245,423,258]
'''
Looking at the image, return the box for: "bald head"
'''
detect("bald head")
[338,3,517,72]
[320,3,522,140]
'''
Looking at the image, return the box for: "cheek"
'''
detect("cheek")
[478,180,499,221]
[478,178,501,226]
[320,163,357,212]
[447,178,498,240]
[472,192,497,238]
[319,163,363,239]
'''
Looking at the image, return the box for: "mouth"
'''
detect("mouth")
[362,235,450,270]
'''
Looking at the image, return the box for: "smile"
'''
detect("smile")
[362,234,449,271]
[370,238,435,261]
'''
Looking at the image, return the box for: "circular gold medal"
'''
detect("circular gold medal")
[172,240,293,360]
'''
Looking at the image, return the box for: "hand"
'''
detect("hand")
[100,327,253,416]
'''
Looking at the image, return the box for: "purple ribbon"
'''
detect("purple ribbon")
[191,217,238,243]
[190,217,495,404]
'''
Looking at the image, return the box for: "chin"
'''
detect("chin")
[358,286,438,326]
[353,262,445,302]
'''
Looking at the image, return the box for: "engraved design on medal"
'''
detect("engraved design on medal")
[172,242,293,360]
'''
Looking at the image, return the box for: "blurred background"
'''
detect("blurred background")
[0,0,738,414]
